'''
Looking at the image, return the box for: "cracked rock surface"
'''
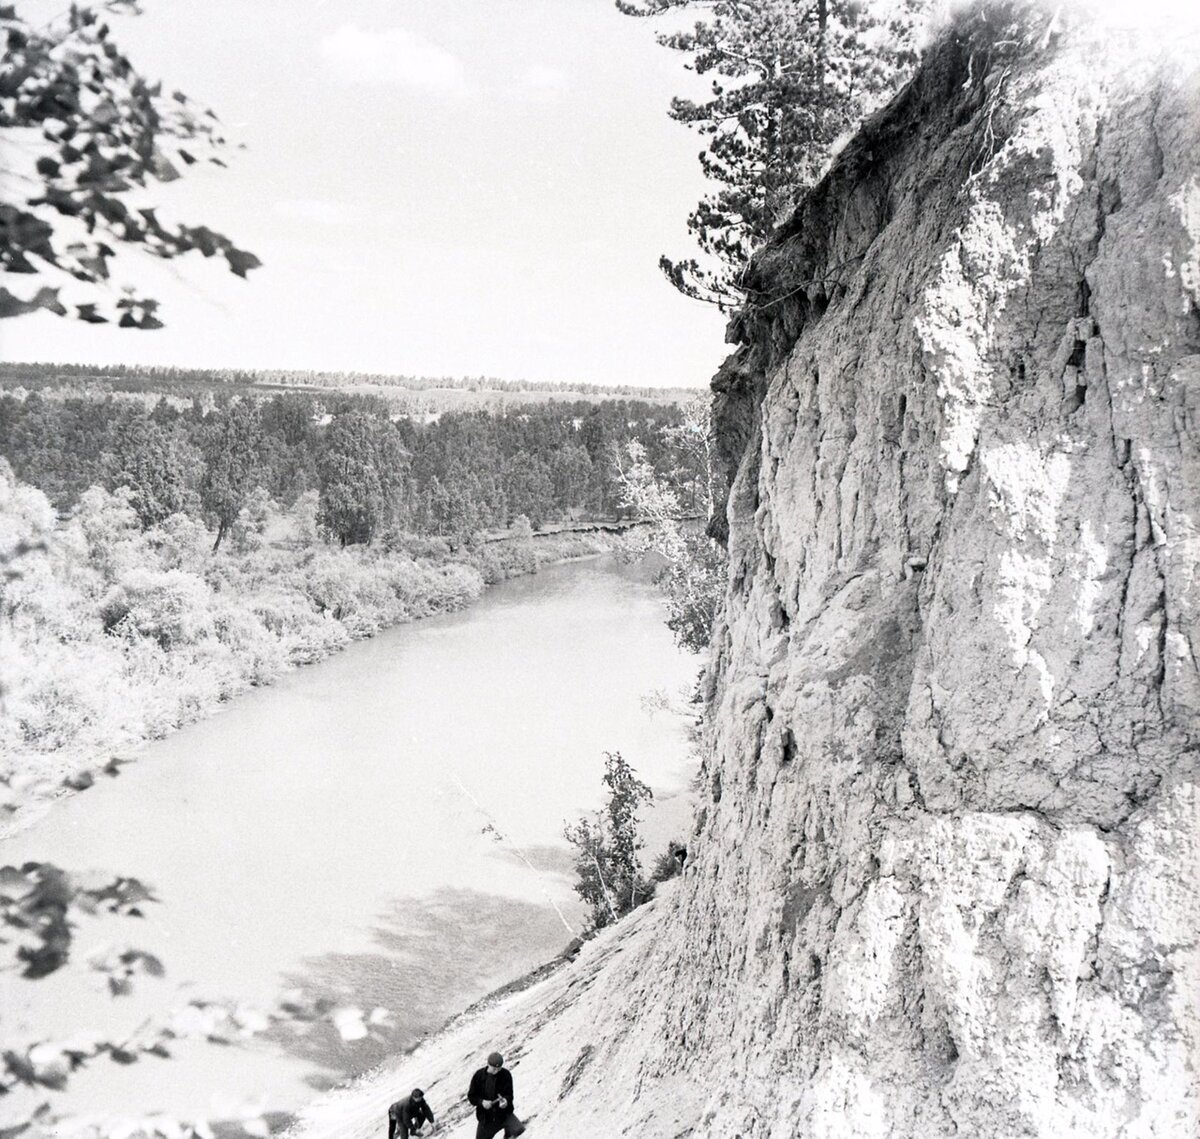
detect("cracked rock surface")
[291,7,1198,1137]
[693,7,1199,1134]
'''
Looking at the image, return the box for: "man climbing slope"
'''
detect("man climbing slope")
[387,1088,436,1137]
[467,1051,526,1138]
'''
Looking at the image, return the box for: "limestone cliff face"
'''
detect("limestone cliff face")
[684,5,1200,1134]
[294,8,1199,1138]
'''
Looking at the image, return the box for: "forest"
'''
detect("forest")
[0,388,707,547]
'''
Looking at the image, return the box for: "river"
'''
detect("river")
[0,556,697,1126]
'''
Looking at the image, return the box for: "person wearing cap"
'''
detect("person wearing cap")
[387,1087,436,1137]
[467,1051,525,1138]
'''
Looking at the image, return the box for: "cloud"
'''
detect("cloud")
[319,24,465,90]
[520,64,568,94]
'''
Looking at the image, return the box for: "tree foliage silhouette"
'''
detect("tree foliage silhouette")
[564,752,655,930]
[618,0,926,307]
[0,1,259,325]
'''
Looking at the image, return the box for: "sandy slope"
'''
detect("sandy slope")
[288,886,704,1139]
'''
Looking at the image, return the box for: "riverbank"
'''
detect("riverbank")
[0,466,616,835]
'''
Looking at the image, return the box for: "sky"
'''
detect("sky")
[0,0,729,388]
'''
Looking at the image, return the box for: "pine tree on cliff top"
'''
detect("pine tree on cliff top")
[618,0,928,308]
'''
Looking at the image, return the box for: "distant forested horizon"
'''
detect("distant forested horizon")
[0,360,702,403]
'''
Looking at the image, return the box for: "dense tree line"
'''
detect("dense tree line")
[0,391,706,547]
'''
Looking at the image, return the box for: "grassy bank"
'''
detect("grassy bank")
[0,466,611,830]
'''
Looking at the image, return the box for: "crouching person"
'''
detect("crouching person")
[388,1087,436,1137]
[468,1051,525,1138]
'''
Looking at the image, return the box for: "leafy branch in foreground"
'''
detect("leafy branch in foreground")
[0,861,390,1139]
[0,1,259,325]
[617,0,928,307]
[0,861,155,983]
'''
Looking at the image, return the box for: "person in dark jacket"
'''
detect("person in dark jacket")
[387,1088,436,1137]
[467,1051,525,1138]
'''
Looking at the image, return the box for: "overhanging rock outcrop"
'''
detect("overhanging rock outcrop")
[292,5,1198,1136]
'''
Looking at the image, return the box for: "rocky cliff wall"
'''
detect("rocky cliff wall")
[687,4,1199,1134]
[293,6,1199,1137]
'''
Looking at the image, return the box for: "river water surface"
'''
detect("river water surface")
[0,556,697,1125]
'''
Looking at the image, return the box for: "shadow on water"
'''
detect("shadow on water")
[266,880,580,1092]
[491,841,577,878]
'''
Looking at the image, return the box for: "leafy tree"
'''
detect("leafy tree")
[662,394,719,513]
[200,400,264,551]
[289,487,320,545]
[0,1,259,325]
[615,397,725,652]
[259,394,319,503]
[503,452,554,528]
[317,410,408,546]
[618,0,926,306]
[564,752,654,931]
[109,416,203,527]
[0,383,712,546]
[419,473,492,543]
[228,484,276,553]
[549,442,593,514]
